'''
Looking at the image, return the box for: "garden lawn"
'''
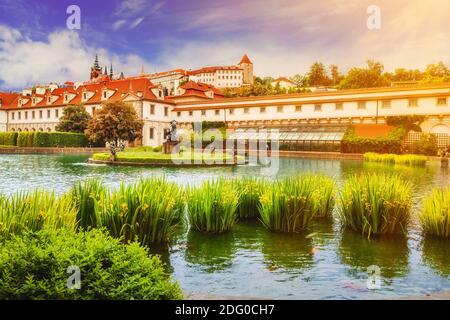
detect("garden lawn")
[92,151,240,163]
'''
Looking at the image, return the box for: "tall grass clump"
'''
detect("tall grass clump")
[259,175,320,233]
[338,174,412,237]
[232,177,268,219]
[364,152,427,166]
[187,179,239,233]
[419,187,450,238]
[312,176,336,218]
[70,178,107,230]
[97,177,182,245]
[0,191,77,238]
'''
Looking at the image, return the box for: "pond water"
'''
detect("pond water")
[0,154,449,299]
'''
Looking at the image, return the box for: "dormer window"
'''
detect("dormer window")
[32,98,36,105]
[103,91,107,99]
[47,97,51,103]
[64,95,68,102]
[83,93,87,100]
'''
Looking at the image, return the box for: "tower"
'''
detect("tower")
[90,54,102,80]
[109,63,114,79]
[238,54,254,85]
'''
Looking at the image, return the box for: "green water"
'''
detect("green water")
[0,154,449,299]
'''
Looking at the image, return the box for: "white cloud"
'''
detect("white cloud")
[0,25,152,90]
[113,0,165,30]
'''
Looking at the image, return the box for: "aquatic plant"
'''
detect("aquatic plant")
[363,152,427,166]
[232,177,268,219]
[97,177,182,245]
[337,174,412,237]
[0,190,77,238]
[186,178,239,233]
[70,177,106,230]
[259,175,320,232]
[419,187,450,238]
[311,175,336,218]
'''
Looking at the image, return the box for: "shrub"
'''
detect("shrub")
[337,174,412,237]
[232,177,268,219]
[187,179,239,233]
[33,132,88,147]
[419,187,450,238]
[259,175,319,232]
[341,126,405,154]
[364,152,427,166]
[153,145,162,152]
[70,178,107,230]
[17,132,35,147]
[98,178,181,245]
[410,133,438,156]
[0,228,182,299]
[0,191,77,238]
[0,132,18,146]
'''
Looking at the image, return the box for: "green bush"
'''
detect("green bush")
[0,132,18,146]
[33,132,88,147]
[153,145,163,152]
[364,152,428,166]
[232,177,268,219]
[410,133,438,156]
[17,132,35,147]
[341,126,405,154]
[0,228,182,300]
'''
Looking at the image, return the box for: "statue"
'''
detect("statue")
[163,120,180,154]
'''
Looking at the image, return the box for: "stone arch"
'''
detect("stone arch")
[31,128,36,132]
[47,128,51,132]
[39,128,44,132]
[24,128,29,132]
[10,128,15,132]
[430,124,450,135]
[17,128,22,132]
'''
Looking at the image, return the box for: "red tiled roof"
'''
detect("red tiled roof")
[188,66,242,75]
[179,81,224,98]
[239,54,252,65]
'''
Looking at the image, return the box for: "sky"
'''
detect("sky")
[1,0,450,90]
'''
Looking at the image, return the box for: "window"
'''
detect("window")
[92,107,96,115]
[11,112,15,120]
[64,95,68,102]
[18,112,21,120]
[164,106,168,116]
[201,110,206,116]
[150,104,155,115]
[295,105,302,112]
[215,110,220,115]
[149,128,154,140]
[47,110,51,118]
[32,111,35,119]
[177,111,181,117]
[189,111,193,116]
[357,101,366,109]
[83,93,87,100]
[260,107,266,113]
[229,109,234,115]
[277,106,283,113]
[25,111,28,119]
[39,110,42,119]
[381,100,391,109]
[314,104,322,111]
[47,97,51,103]
[55,109,59,118]
[335,103,343,110]
[437,97,447,106]
[103,91,107,99]
[244,107,249,114]
[408,99,418,107]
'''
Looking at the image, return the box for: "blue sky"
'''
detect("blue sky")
[1,0,450,90]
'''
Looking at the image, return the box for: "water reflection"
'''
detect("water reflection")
[422,236,450,277]
[338,230,409,279]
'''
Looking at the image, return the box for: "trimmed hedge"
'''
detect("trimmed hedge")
[0,132,18,146]
[341,126,405,154]
[17,132,35,147]
[33,132,88,147]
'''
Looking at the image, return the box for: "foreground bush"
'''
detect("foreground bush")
[0,132,18,146]
[259,175,321,232]
[17,132,34,147]
[232,177,268,219]
[0,191,77,238]
[33,132,88,147]
[187,179,239,233]
[338,174,412,237]
[0,228,182,299]
[98,177,181,245]
[364,152,427,166]
[419,187,450,238]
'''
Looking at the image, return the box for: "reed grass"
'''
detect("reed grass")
[70,178,106,230]
[186,178,239,233]
[97,177,182,245]
[419,187,450,238]
[0,190,77,238]
[312,176,336,218]
[232,177,268,219]
[259,175,319,232]
[337,174,412,237]
[364,152,427,166]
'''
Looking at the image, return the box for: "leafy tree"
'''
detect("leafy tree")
[339,60,390,89]
[421,62,450,83]
[86,101,143,160]
[55,104,91,133]
[329,65,343,86]
[308,62,331,86]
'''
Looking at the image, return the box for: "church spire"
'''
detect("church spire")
[93,54,100,69]
[109,63,113,79]
[104,66,108,75]
[140,65,145,75]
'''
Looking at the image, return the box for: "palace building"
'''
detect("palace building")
[1,57,450,149]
